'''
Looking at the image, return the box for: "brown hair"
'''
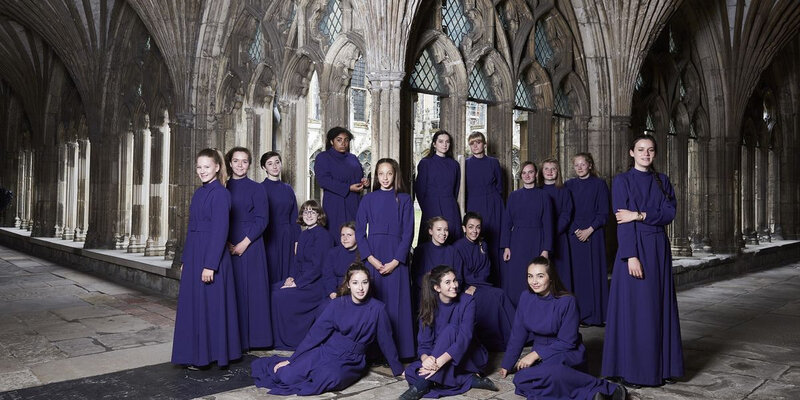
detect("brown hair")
[371,158,407,193]
[467,131,486,144]
[628,134,672,200]
[260,151,281,168]
[419,265,458,327]
[297,199,327,227]
[336,263,371,298]
[520,160,539,187]
[196,148,227,186]
[536,158,564,188]
[527,256,570,298]
[573,152,599,178]
[426,216,448,231]
[225,147,252,178]
[425,130,454,159]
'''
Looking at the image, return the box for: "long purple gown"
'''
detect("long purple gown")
[172,179,241,367]
[415,154,462,243]
[227,177,272,349]
[355,189,415,359]
[542,183,575,292]
[404,295,488,398]
[465,155,504,282]
[261,178,300,284]
[314,147,363,243]
[271,225,333,350]
[323,245,360,296]
[453,237,515,352]
[251,296,404,395]
[602,168,684,386]
[502,291,618,399]
[565,176,610,325]
[499,187,553,307]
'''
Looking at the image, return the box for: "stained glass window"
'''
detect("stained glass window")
[515,79,534,111]
[442,0,472,47]
[468,63,493,102]
[319,0,342,45]
[554,86,571,117]
[410,48,446,95]
[535,20,553,68]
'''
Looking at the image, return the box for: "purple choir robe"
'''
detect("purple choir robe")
[271,225,333,350]
[465,155,504,282]
[314,148,364,243]
[414,154,462,244]
[172,179,241,367]
[542,183,575,292]
[323,245,360,296]
[405,295,488,398]
[261,178,301,284]
[227,177,272,349]
[412,241,464,289]
[251,296,404,395]
[565,176,610,325]
[499,187,554,307]
[502,292,618,399]
[602,168,684,386]
[355,189,415,359]
[453,237,515,352]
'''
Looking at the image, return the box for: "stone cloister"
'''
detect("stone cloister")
[0,0,799,274]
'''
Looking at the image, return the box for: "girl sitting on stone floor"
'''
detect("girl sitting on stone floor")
[252,263,404,395]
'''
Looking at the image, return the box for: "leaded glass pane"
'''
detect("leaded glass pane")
[410,48,446,95]
[319,0,342,45]
[515,79,534,111]
[442,0,472,47]
[351,56,366,88]
[351,89,366,122]
[248,24,264,63]
[554,86,572,117]
[144,36,151,51]
[646,112,655,131]
[669,27,678,54]
[635,73,644,91]
[535,20,553,68]
[679,76,686,100]
[468,64,493,102]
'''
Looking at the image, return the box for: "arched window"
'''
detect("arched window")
[319,0,343,45]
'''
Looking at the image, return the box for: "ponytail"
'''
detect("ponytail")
[419,265,456,327]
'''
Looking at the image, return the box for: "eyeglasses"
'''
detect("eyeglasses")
[303,210,318,216]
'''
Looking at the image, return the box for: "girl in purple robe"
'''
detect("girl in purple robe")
[500,161,553,308]
[251,264,404,395]
[324,221,360,299]
[271,200,333,350]
[414,130,462,244]
[602,134,684,387]
[538,158,575,292]
[172,148,241,369]
[453,212,515,352]
[412,217,463,290]
[260,151,301,284]
[500,257,626,400]
[465,132,504,283]
[565,153,610,326]
[355,158,415,359]
[314,127,368,244]
[225,147,272,350]
[400,265,498,400]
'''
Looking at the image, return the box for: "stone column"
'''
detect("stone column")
[32,146,59,237]
[145,122,170,256]
[768,148,782,240]
[487,101,514,197]
[321,89,348,131]
[756,146,771,243]
[367,72,405,163]
[741,145,757,245]
[128,123,151,253]
[252,94,274,183]
[74,139,90,242]
[609,115,632,176]
[21,150,34,230]
[278,96,308,203]
[54,143,66,238]
[116,128,134,249]
[669,133,691,256]
[62,141,78,240]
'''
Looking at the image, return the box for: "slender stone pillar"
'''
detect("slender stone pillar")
[741,145,757,245]
[54,143,66,238]
[128,121,151,253]
[62,141,78,240]
[756,146,770,243]
[74,139,90,242]
[145,121,170,256]
[116,128,134,249]
[768,148,782,240]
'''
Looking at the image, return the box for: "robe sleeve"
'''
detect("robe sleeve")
[534,296,580,361]
[355,199,373,260]
[590,179,610,231]
[414,160,427,204]
[417,322,435,358]
[203,188,231,271]
[314,153,351,197]
[289,301,335,362]
[393,195,414,263]
[294,230,332,288]
[642,174,677,226]
[245,183,269,241]
[476,242,491,284]
[451,248,466,289]
[557,190,573,235]
[376,305,405,376]
[541,192,554,252]
[444,296,476,365]
[612,174,638,260]
[499,195,513,249]
[501,294,529,370]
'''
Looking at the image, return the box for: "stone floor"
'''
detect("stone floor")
[0,244,798,399]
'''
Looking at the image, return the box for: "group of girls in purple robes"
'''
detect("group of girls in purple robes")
[252,264,404,395]
[323,221,360,298]
[602,134,684,387]
[271,200,333,350]
[314,127,368,244]
[225,148,272,350]
[500,161,554,307]
[453,212,516,353]
[566,152,610,326]
[356,158,417,359]
[260,151,300,284]
[499,257,626,400]
[414,130,462,244]
[172,149,242,369]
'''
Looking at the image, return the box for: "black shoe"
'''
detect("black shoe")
[612,384,628,400]
[592,392,605,400]
[471,376,499,391]
[619,379,642,389]
[664,377,677,385]
[399,385,429,400]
